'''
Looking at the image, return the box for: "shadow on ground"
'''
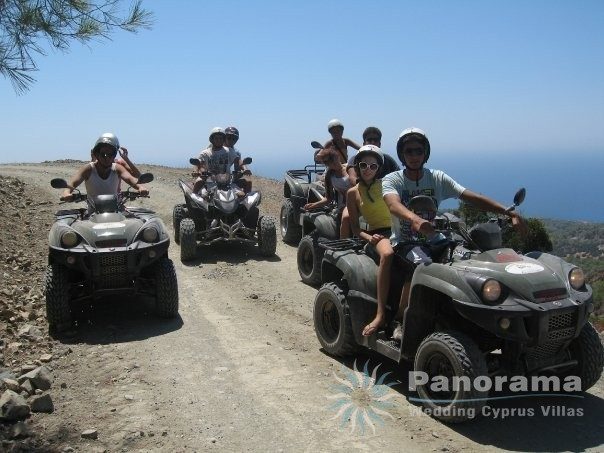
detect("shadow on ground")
[179,241,282,266]
[324,350,604,452]
[57,295,183,345]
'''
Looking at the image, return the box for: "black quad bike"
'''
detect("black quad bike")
[280,140,341,286]
[173,157,277,262]
[313,189,603,423]
[280,140,326,245]
[46,174,178,335]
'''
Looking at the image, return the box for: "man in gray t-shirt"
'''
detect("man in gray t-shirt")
[382,127,526,320]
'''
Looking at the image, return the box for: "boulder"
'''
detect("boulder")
[30,393,54,413]
[17,366,52,390]
[0,389,30,421]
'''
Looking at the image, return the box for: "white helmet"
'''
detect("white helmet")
[209,127,226,142]
[396,127,431,165]
[92,132,119,153]
[354,145,384,167]
[327,118,343,131]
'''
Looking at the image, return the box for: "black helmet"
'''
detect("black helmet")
[396,127,431,166]
[225,126,239,139]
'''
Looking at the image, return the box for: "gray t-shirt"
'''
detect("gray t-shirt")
[382,168,465,245]
[199,146,239,174]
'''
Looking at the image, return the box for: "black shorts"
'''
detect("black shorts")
[394,243,433,277]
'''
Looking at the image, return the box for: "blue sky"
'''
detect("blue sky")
[1,0,603,220]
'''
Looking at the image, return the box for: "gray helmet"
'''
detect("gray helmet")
[225,126,239,138]
[396,127,431,165]
[353,144,384,167]
[92,132,119,154]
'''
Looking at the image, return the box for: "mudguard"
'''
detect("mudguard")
[302,211,338,238]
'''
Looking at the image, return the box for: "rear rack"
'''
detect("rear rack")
[319,238,365,251]
[286,165,325,184]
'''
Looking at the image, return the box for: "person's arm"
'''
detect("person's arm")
[60,165,91,201]
[460,189,527,234]
[345,138,361,150]
[304,169,331,210]
[383,192,436,238]
[116,164,148,196]
[346,187,371,240]
[117,147,140,178]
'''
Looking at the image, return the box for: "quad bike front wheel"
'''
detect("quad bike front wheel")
[44,264,73,336]
[172,204,187,245]
[313,282,358,357]
[414,331,488,423]
[180,218,197,262]
[152,257,179,318]
[297,233,322,286]
[257,216,277,257]
[563,322,604,391]
[280,199,302,244]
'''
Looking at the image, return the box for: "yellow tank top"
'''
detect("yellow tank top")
[358,180,391,231]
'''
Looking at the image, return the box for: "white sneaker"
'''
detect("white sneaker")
[391,324,403,341]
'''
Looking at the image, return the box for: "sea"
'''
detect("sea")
[162,149,602,223]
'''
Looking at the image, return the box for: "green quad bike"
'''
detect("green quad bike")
[313,189,603,423]
[46,174,178,335]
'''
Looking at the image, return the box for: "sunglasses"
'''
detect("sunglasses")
[365,136,380,144]
[359,162,379,171]
[97,150,117,158]
[403,147,425,156]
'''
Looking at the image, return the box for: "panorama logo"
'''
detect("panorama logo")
[327,360,399,435]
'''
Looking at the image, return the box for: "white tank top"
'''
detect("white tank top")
[85,162,120,198]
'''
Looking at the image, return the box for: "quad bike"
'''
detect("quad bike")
[46,174,178,335]
[174,157,277,261]
[280,140,326,245]
[313,188,603,423]
[280,140,339,285]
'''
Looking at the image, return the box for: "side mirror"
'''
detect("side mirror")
[513,188,526,206]
[506,187,526,212]
[137,173,154,184]
[242,157,252,165]
[51,178,69,189]
[190,157,201,167]
[310,141,323,150]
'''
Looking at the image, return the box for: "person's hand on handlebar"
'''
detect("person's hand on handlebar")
[60,189,74,202]
[137,185,149,197]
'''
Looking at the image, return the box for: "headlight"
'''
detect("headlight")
[141,227,159,243]
[569,268,585,290]
[60,230,80,248]
[482,279,502,303]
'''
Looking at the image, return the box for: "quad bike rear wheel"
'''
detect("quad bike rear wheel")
[44,264,73,335]
[414,331,488,423]
[280,199,302,244]
[172,204,187,245]
[152,257,179,318]
[257,216,277,257]
[180,218,197,262]
[297,233,322,286]
[313,282,357,357]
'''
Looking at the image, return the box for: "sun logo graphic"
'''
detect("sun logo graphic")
[327,359,400,435]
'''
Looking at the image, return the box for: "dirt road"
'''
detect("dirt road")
[1,163,603,452]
